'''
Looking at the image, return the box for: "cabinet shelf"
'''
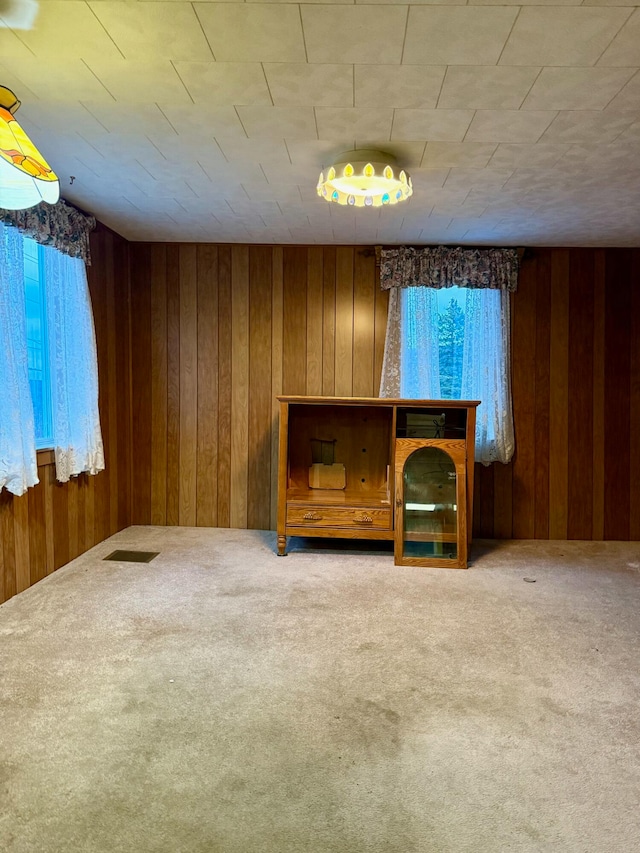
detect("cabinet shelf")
[286,487,390,507]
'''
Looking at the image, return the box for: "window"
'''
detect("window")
[0,222,105,496]
[383,285,514,465]
[22,237,53,449]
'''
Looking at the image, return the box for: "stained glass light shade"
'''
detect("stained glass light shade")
[0,86,59,210]
[317,149,412,208]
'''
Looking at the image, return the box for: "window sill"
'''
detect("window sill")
[37,448,55,467]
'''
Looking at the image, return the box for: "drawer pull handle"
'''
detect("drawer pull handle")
[354,514,373,524]
[303,511,322,521]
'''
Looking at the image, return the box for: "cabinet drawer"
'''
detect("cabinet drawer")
[287,505,391,530]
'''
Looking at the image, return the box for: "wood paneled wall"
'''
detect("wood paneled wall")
[130,243,639,543]
[474,248,640,541]
[5,239,636,606]
[0,225,132,605]
[129,245,388,531]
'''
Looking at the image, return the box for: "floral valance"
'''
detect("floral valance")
[0,199,96,265]
[380,246,520,292]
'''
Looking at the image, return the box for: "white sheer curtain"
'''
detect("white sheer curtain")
[42,244,104,482]
[380,286,515,465]
[0,222,39,495]
[460,288,514,465]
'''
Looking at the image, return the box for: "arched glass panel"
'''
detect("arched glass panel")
[402,446,457,560]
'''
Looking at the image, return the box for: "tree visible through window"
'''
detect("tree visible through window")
[436,286,465,399]
[22,237,53,449]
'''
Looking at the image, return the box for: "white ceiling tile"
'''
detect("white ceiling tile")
[0,27,38,59]
[7,1,121,58]
[156,105,246,138]
[284,139,344,166]
[17,101,107,135]
[444,167,513,190]
[598,9,640,66]
[355,65,446,109]
[80,102,175,136]
[89,2,213,61]
[264,64,353,107]
[173,62,271,106]
[215,137,290,164]
[540,111,636,143]
[380,142,427,169]
[605,70,640,111]
[2,57,114,101]
[85,59,191,103]
[521,68,636,110]
[488,143,570,169]
[616,120,640,142]
[302,6,407,64]
[128,178,198,199]
[195,5,306,63]
[465,111,557,143]
[403,7,518,66]
[499,7,633,67]
[422,142,497,168]
[315,107,393,140]
[438,67,541,110]
[391,109,474,142]
[236,106,317,139]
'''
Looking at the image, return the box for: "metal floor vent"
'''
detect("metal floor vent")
[103,550,160,563]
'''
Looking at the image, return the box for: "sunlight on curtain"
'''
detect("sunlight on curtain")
[43,245,104,482]
[0,222,38,495]
[380,286,514,465]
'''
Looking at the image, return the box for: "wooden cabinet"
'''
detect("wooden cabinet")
[276,396,479,568]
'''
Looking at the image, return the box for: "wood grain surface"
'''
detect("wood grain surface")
[3,242,639,606]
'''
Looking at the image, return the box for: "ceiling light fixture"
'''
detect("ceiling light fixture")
[317,149,412,208]
[0,85,59,210]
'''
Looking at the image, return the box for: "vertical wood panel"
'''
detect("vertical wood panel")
[1,491,16,602]
[335,248,354,396]
[248,246,272,530]
[567,250,594,539]
[282,247,307,395]
[352,249,376,397]
[68,480,79,561]
[14,493,30,592]
[592,250,606,540]
[230,245,250,529]
[533,252,551,540]
[630,250,640,541]
[604,251,631,540]
[166,246,181,526]
[150,245,168,526]
[374,279,389,395]
[306,248,323,397]
[548,250,570,539]
[196,245,218,527]
[130,244,152,525]
[511,257,537,539]
[114,237,131,532]
[322,247,336,396]
[27,481,47,585]
[179,245,198,527]
[270,248,284,531]
[104,234,119,535]
[217,246,232,528]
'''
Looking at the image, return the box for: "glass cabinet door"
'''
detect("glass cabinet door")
[402,446,458,560]
[394,439,467,568]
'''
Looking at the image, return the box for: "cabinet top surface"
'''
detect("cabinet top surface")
[277,395,480,408]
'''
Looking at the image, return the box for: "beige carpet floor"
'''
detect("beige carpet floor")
[1,527,639,852]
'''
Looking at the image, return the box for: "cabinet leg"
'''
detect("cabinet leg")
[277,534,287,556]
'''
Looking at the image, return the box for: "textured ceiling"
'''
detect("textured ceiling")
[2,0,640,245]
